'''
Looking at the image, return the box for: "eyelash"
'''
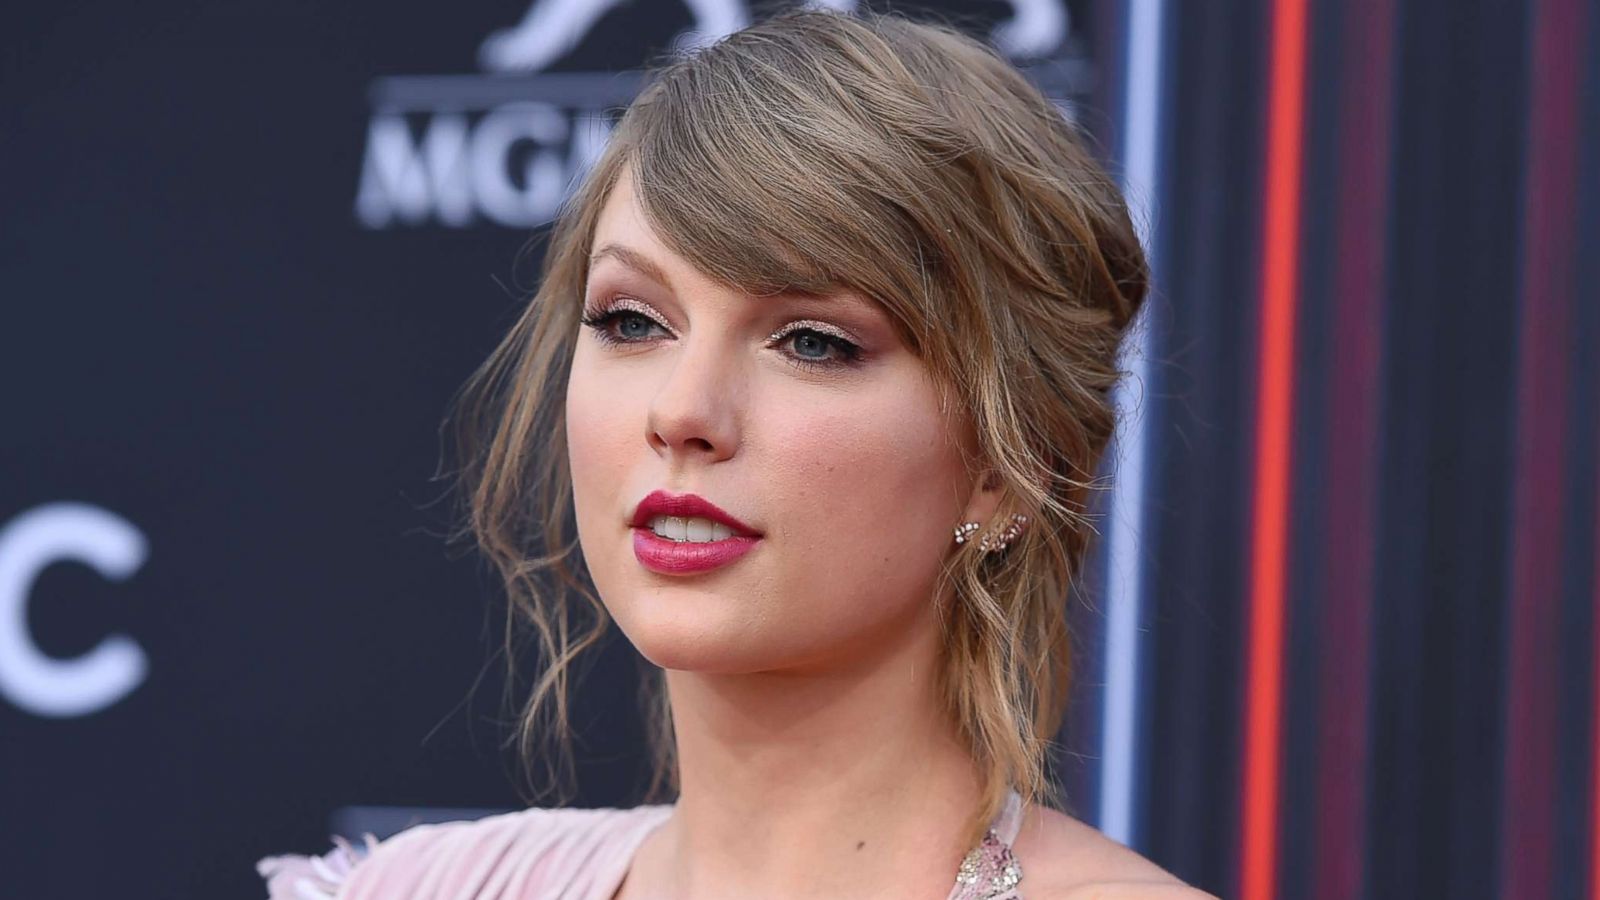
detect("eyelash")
[578,299,864,372]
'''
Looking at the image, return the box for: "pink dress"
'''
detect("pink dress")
[257,788,1026,899]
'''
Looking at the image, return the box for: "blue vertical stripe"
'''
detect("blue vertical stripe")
[1098,0,1167,847]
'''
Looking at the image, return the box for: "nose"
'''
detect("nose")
[645,336,741,463]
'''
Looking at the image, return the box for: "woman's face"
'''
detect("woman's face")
[565,169,996,674]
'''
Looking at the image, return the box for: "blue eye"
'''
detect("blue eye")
[580,307,669,345]
[774,327,862,370]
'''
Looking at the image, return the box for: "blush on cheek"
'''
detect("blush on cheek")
[566,357,640,471]
[564,362,639,565]
[775,388,954,490]
[762,386,960,569]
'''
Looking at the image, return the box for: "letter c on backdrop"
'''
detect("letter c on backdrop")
[0,502,149,718]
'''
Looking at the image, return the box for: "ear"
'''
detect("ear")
[959,466,1008,528]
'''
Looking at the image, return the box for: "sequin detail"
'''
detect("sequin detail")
[951,826,1024,899]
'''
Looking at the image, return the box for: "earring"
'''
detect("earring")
[953,521,981,545]
[953,514,1030,554]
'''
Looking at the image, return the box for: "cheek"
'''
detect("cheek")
[564,352,637,560]
[758,376,966,619]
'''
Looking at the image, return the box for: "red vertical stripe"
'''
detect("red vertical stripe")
[1591,383,1600,900]
[1501,0,1585,896]
[1311,0,1394,896]
[1240,0,1308,896]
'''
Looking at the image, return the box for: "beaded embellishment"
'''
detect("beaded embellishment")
[951,826,1024,899]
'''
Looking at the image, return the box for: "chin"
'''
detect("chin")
[627,634,782,675]
[607,592,786,675]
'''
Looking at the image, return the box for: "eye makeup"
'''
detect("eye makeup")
[578,295,867,372]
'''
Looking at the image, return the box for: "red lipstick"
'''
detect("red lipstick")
[630,490,762,575]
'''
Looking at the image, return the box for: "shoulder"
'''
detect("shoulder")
[256,803,671,900]
[1011,804,1217,900]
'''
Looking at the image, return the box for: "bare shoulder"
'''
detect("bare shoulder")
[1011,804,1218,900]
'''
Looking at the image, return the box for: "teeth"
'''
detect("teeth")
[648,515,735,543]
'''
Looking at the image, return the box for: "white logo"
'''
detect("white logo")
[355,0,1082,230]
[0,502,149,718]
[479,0,757,74]
[474,0,1069,74]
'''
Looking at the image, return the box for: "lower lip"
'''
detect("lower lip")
[631,527,760,574]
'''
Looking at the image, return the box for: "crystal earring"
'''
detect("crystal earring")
[953,521,981,545]
[953,514,1030,554]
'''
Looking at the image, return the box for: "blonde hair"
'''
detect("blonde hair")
[445,6,1149,852]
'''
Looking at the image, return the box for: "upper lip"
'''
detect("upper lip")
[631,489,762,537]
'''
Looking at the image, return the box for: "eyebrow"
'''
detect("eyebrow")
[588,243,672,288]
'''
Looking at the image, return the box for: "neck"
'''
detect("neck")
[645,604,988,899]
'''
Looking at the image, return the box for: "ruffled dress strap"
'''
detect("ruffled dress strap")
[256,804,674,900]
[948,788,1025,900]
[257,831,381,899]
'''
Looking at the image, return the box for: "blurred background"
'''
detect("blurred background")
[2,0,1594,897]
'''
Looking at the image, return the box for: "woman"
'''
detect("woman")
[258,7,1212,898]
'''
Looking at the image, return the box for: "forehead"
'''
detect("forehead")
[585,169,870,312]
[587,173,675,282]
[589,170,666,265]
